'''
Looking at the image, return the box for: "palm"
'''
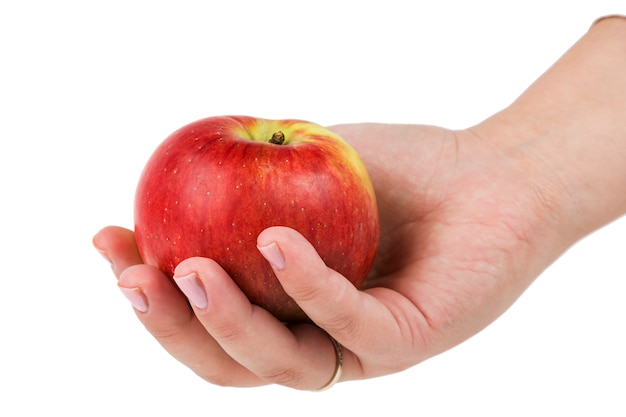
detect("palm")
[331,123,457,280]
[331,123,552,357]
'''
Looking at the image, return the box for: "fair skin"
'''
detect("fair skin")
[94,17,626,390]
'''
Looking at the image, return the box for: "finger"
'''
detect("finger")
[118,262,262,387]
[257,226,423,377]
[173,257,343,390]
[92,226,143,278]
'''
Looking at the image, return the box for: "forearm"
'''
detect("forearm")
[476,16,626,246]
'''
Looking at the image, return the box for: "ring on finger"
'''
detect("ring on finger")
[312,331,343,392]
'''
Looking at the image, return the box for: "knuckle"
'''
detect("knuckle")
[258,366,305,387]
[209,321,249,346]
[149,325,192,347]
[287,282,325,303]
[324,312,362,341]
[196,370,239,387]
[206,305,257,344]
[285,268,334,304]
[144,311,198,346]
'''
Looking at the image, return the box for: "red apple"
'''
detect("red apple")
[134,116,379,322]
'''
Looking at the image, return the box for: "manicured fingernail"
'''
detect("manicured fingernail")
[174,272,208,309]
[257,242,285,271]
[119,286,149,313]
[93,243,112,265]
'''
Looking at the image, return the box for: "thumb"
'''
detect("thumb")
[256,226,366,338]
[257,226,428,377]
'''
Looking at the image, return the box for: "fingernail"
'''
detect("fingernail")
[257,242,285,271]
[119,286,149,313]
[93,243,112,265]
[174,272,208,309]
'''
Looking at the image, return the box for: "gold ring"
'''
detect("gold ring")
[312,332,343,392]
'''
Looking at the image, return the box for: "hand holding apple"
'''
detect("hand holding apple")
[94,22,626,390]
[96,120,570,390]
[134,116,380,322]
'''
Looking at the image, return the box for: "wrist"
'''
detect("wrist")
[473,17,626,248]
[466,117,578,265]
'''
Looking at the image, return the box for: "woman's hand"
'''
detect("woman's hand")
[93,120,566,389]
[93,16,626,390]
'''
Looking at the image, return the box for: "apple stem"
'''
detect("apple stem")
[269,131,285,145]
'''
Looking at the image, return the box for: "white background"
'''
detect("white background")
[1,1,624,416]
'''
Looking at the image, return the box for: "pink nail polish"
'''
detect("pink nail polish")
[94,246,112,265]
[257,242,286,271]
[119,286,149,313]
[174,272,208,309]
